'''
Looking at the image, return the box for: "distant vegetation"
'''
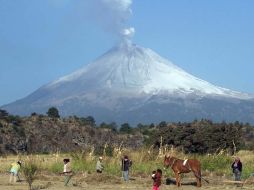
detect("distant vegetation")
[150,119,251,154]
[46,107,60,118]
[0,108,254,155]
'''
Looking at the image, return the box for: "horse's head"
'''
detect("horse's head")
[164,154,171,169]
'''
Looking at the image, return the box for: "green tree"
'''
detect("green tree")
[85,116,96,127]
[99,122,117,132]
[0,109,8,119]
[119,123,132,134]
[46,107,60,118]
[30,112,37,116]
[158,121,167,128]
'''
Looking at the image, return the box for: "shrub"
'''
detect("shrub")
[22,159,39,190]
[119,123,133,134]
[46,107,60,118]
[198,154,232,175]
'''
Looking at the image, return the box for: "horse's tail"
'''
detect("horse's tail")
[191,168,209,184]
[196,162,209,184]
[201,176,209,184]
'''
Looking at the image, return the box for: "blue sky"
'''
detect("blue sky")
[0,0,254,106]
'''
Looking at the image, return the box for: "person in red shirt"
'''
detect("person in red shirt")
[152,169,162,190]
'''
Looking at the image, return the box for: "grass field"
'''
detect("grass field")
[1,149,254,189]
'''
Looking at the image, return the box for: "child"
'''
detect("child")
[96,156,104,173]
[9,161,21,183]
[152,169,162,190]
[121,155,132,181]
[61,158,73,186]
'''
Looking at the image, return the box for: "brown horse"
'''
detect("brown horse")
[164,155,208,187]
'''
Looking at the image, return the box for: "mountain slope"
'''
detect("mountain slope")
[2,43,254,124]
[45,43,251,98]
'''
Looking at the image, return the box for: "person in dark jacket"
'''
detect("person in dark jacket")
[121,155,132,181]
[152,169,162,190]
[231,157,242,181]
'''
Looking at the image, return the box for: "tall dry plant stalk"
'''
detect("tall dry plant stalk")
[22,157,39,190]
[232,140,237,155]
[113,142,123,158]
[103,142,108,157]
[147,145,154,160]
[88,146,95,160]
[156,136,164,160]
[53,148,60,162]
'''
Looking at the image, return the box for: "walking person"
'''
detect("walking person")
[121,155,132,181]
[9,161,21,183]
[96,156,104,173]
[231,157,242,182]
[61,158,73,186]
[152,169,162,190]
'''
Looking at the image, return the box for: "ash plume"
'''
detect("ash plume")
[88,0,135,41]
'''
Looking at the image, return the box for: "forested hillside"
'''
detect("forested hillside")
[0,109,253,155]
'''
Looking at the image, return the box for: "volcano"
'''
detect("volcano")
[2,43,254,124]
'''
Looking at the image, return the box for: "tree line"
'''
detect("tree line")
[150,119,254,154]
[1,108,254,154]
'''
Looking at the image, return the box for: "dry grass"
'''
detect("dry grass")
[1,141,254,189]
[1,148,254,179]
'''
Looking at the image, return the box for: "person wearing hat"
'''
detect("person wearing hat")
[9,161,21,183]
[231,157,242,182]
[96,156,104,173]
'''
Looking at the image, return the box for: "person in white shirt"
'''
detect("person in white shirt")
[61,158,72,186]
[96,157,104,173]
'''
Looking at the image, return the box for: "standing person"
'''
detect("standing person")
[9,161,21,183]
[121,155,132,181]
[231,157,242,182]
[96,156,104,173]
[152,169,162,190]
[62,158,73,186]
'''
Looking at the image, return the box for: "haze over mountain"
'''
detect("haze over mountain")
[2,42,254,124]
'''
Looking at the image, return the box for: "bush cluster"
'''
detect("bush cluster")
[151,120,250,154]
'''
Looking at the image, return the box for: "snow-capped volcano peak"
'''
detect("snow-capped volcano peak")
[48,43,250,99]
[3,42,254,124]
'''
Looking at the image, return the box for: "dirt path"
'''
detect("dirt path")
[0,173,253,190]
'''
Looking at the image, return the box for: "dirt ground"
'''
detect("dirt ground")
[0,173,253,190]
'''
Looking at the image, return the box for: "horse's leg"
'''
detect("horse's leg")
[193,170,201,187]
[197,170,202,187]
[175,172,181,187]
[175,172,179,187]
[178,172,182,187]
[174,173,178,186]
[189,162,202,187]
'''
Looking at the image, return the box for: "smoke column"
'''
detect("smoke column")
[88,0,135,41]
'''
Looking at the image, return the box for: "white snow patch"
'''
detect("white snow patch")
[46,43,252,100]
